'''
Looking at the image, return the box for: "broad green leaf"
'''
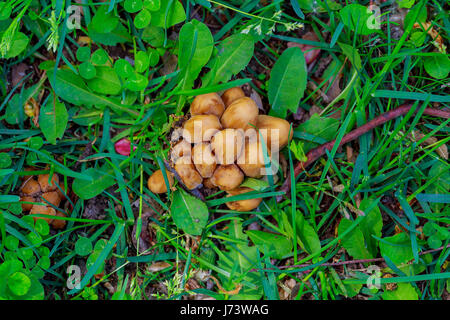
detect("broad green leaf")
[177,19,213,110]
[72,166,116,200]
[246,230,292,259]
[86,66,122,95]
[88,22,132,46]
[39,94,68,145]
[203,33,254,85]
[295,211,321,255]
[48,69,134,115]
[135,51,150,73]
[339,4,379,36]
[171,189,208,235]
[90,6,119,33]
[114,59,134,78]
[359,198,383,257]
[142,25,164,47]
[124,0,143,13]
[0,31,29,58]
[91,49,110,66]
[217,220,263,300]
[338,42,362,70]
[8,272,31,296]
[134,9,152,29]
[424,54,450,80]
[75,237,93,256]
[78,61,96,79]
[379,233,414,265]
[240,178,269,191]
[76,46,91,62]
[151,0,186,28]
[268,47,307,118]
[338,218,372,259]
[0,153,12,169]
[294,113,340,152]
[382,283,418,300]
[178,19,213,89]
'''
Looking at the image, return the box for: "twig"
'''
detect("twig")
[251,244,450,272]
[278,104,450,202]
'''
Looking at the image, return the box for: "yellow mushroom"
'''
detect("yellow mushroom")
[225,187,262,212]
[210,164,244,191]
[183,115,222,143]
[221,87,245,107]
[192,142,217,178]
[174,159,203,190]
[210,129,244,165]
[190,93,225,117]
[256,115,293,151]
[221,97,258,130]
[148,169,174,194]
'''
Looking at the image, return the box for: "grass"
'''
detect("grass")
[0,0,449,301]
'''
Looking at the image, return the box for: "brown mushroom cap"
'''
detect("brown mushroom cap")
[30,205,56,223]
[221,97,258,130]
[256,115,293,151]
[210,164,244,191]
[148,169,174,194]
[20,196,35,211]
[38,173,60,193]
[192,142,217,178]
[190,93,225,118]
[51,211,67,230]
[183,115,222,143]
[170,139,192,163]
[225,187,262,212]
[42,191,61,207]
[221,87,245,107]
[237,137,270,178]
[21,179,41,195]
[210,129,244,165]
[174,159,203,190]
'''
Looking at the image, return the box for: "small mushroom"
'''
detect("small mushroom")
[174,159,203,190]
[225,187,262,212]
[256,115,293,151]
[51,211,67,230]
[237,137,270,178]
[190,93,225,118]
[183,115,222,143]
[30,205,56,223]
[221,87,245,107]
[38,173,60,193]
[210,164,244,191]
[148,169,174,194]
[192,143,217,178]
[170,139,192,163]
[21,196,35,211]
[21,179,41,195]
[210,129,244,165]
[42,191,61,207]
[221,97,258,130]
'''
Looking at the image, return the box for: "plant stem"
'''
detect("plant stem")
[278,104,450,202]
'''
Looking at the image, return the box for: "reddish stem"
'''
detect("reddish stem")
[278,104,450,202]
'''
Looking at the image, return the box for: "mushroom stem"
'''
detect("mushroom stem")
[278,104,450,202]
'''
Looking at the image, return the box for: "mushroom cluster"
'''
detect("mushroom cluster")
[20,173,66,229]
[148,87,293,212]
